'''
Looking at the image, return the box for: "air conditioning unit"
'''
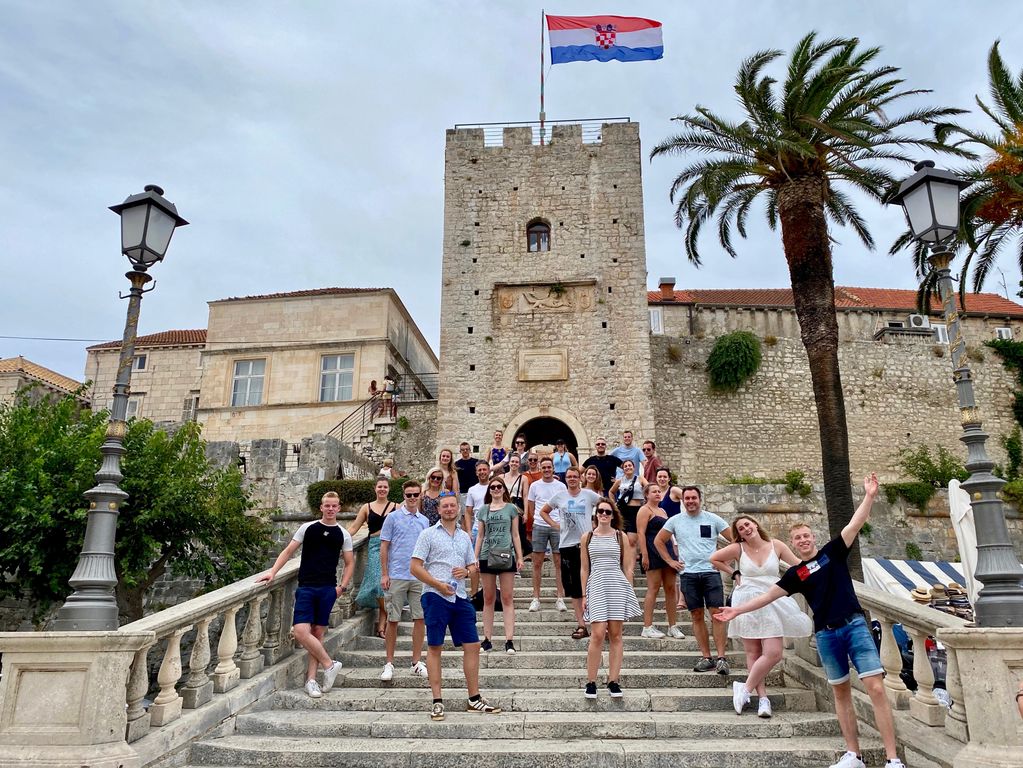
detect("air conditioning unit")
[908,313,931,329]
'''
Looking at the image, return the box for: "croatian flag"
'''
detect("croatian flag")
[546,14,663,64]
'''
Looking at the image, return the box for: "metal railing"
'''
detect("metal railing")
[396,371,438,402]
[452,117,630,147]
[326,393,381,445]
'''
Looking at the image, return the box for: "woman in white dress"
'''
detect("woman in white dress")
[710,515,812,717]
[580,500,641,700]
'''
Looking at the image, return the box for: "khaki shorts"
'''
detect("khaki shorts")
[384,578,424,622]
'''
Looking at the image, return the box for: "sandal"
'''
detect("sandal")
[572,626,589,640]
[376,625,387,639]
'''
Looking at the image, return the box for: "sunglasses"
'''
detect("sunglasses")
[515,440,526,445]
[438,490,457,498]
[596,509,614,516]
[642,448,653,452]
[489,484,504,490]
[404,492,421,499]
[429,475,443,481]
[528,458,538,462]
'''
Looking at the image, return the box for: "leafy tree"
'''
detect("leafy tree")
[651,32,965,571]
[895,41,1023,302]
[0,388,275,624]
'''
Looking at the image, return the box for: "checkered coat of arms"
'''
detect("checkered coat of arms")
[594,24,617,50]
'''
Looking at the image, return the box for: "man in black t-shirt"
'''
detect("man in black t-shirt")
[716,474,903,768]
[454,441,479,502]
[582,437,622,492]
[258,491,355,699]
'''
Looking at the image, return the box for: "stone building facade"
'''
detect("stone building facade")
[436,121,655,456]
[0,356,86,405]
[84,330,205,423]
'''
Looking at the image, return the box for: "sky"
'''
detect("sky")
[2,1,1021,381]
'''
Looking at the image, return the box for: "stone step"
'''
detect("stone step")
[356,634,724,650]
[331,666,779,689]
[189,734,884,767]
[337,648,749,670]
[395,620,697,636]
[235,709,843,740]
[275,685,817,713]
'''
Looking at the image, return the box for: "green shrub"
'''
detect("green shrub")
[905,541,923,560]
[1002,426,1023,481]
[397,415,410,430]
[896,445,968,488]
[307,479,405,512]
[706,331,762,392]
[860,521,873,539]
[883,481,934,512]
[1001,477,1023,508]
[783,470,812,497]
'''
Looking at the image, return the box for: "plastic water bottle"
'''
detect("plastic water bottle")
[448,579,460,595]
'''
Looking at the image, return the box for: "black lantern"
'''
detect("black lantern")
[109,184,189,269]
[890,161,970,245]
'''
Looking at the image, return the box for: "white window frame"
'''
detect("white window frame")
[182,394,200,422]
[320,353,355,402]
[933,323,949,344]
[126,394,143,418]
[231,359,265,407]
[995,326,1013,340]
[132,354,147,371]
[649,307,664,335]
[886,320,906,329]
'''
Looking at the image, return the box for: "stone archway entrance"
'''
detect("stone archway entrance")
[504,406,590,461]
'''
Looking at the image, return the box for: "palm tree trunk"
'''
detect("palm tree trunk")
[777,177,861,577]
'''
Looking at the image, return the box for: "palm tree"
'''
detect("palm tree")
[651,32,966,565]
[894,41,1023,304]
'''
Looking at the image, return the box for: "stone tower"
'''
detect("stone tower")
[437,121,655,457]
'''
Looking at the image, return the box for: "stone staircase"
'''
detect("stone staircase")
[181,569,883,767]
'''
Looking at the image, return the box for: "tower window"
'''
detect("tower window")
[527,221,551,252]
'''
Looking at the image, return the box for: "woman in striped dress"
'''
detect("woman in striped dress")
[580,500,641,699]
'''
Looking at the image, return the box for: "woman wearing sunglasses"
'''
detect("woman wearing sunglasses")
[504,453,532,560]
[420,467,446,526]
[581,500,640,698]
[473,476,524,654]
[348,476,398,638]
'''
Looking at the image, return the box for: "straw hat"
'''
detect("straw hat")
[911,587,931,603]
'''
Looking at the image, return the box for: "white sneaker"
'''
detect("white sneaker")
[411,660,429,678]
[732,681,751,714]
[555,598,567,612]
[380,662,394,681]
[667,625,685,639]
[757,696,772,718]
[321,659,343,691]
[640,626,665,639]
[528,598,541,612]
[829,752,866,768]
[304,679,322,698]
[884,761,906,768]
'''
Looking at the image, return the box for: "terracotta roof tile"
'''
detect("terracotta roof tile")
[211,287,387,303]
[648,286,1023,318]
[0,356,84,395]
[87,329,207,351]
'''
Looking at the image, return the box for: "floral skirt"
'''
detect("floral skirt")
[356,536,384,609]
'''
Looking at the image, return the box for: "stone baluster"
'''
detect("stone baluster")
[125,641,154,742]
[181,615,214,708]
[238,595,267,678]
[877,616,910,709]
[262,587,286,665]
[148,625,192,727]
[212,605,241,693]
[907,627,944,726]
[943,644,969,742]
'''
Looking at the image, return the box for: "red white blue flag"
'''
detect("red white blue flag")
[546,14,663,64]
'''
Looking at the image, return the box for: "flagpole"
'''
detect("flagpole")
[539,8,546,146]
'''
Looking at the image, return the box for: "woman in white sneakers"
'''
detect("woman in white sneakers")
[474,476,524,654]
[580,500,640,699]
[636,483,684,640]
[710,514,811,717]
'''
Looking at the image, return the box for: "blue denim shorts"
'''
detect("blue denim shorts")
[815,614,884,685]
[422,592,479,648]
[293,584,337,627]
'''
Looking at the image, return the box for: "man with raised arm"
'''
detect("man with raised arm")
[715,473,904,768]
[257,491,354,698]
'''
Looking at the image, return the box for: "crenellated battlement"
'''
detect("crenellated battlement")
[447,117,634,149]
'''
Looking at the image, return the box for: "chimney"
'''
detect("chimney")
[658,277,676,301]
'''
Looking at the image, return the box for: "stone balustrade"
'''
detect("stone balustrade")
[854,582,969,740]
[118,529,367,744]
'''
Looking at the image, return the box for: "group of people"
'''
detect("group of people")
[257,428,906,768]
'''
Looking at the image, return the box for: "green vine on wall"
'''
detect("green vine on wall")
[983,339,1023,506]
[706,331,762,392]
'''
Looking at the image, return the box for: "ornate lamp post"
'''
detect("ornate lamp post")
[892,161,1023,627]
[52,185,188,631]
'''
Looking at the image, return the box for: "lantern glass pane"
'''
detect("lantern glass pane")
[144,206,177,258]
[120,205,147,251]
[931,181,961,232]
[901,184,935,240]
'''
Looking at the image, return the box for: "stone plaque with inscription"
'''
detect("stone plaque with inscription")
[519,348,568,381]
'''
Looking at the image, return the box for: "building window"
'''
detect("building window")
[527,221,551,252]
[320,353,355,402]
[182,394,200,422]
[649,307,663,335]
[995,326,1013,340]
[126,394,143,418]
[232,359,265,407]
[886,321,905,329]
[933,323,949,344]
[132,354,147,371]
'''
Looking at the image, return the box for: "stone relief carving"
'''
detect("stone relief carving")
[496,283,595,314]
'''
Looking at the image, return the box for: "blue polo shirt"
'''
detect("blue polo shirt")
[379,505,429,581]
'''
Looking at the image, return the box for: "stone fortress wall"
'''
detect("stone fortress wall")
[436,121,655,456]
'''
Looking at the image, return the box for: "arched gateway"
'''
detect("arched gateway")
[504,406,590,460]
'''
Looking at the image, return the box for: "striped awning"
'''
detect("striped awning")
[863,558,967,600]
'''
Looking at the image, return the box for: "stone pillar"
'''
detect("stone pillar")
[939,626,1023,768]
[0,630,153,768]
